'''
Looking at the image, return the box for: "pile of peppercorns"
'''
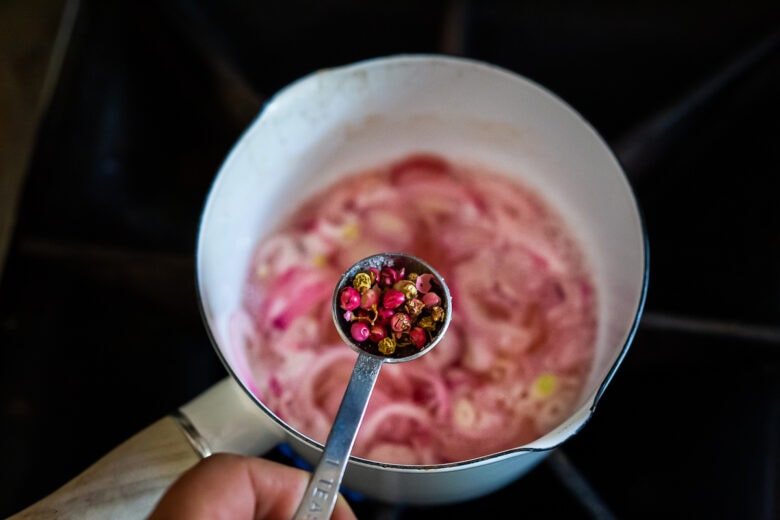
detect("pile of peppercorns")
[337,264,446,357]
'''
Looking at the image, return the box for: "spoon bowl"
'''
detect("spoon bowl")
[332,252,453,362]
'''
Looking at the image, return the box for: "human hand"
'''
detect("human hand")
[149,453,358,520]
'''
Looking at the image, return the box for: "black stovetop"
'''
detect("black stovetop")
[2,1,780,518]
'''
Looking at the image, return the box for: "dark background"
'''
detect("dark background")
[2,1,780,518]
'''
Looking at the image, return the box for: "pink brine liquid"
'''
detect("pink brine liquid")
[232,154,597,465]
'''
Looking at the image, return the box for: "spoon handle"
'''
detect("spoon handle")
[293,353,384,520]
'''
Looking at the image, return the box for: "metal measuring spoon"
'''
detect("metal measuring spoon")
[293,252,452,520]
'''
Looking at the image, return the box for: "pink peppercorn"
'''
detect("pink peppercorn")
[350,322,370,343]
[360,286,380,310]
[422,292,440,307]
[339,287,360,311]
[380,267,398,286]
[382,289,406,310]
[409,327,427,348]
[415,273,433,294]
[368,324,387,343]
[390,312,411,334]
[376,307,394,325]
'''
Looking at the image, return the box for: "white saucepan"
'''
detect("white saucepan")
[11,54,648,519]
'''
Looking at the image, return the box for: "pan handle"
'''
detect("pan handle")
[8,377,284,519]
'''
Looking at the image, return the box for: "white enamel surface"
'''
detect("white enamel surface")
[195,55,648,505]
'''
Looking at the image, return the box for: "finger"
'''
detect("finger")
[149,453,358,520]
